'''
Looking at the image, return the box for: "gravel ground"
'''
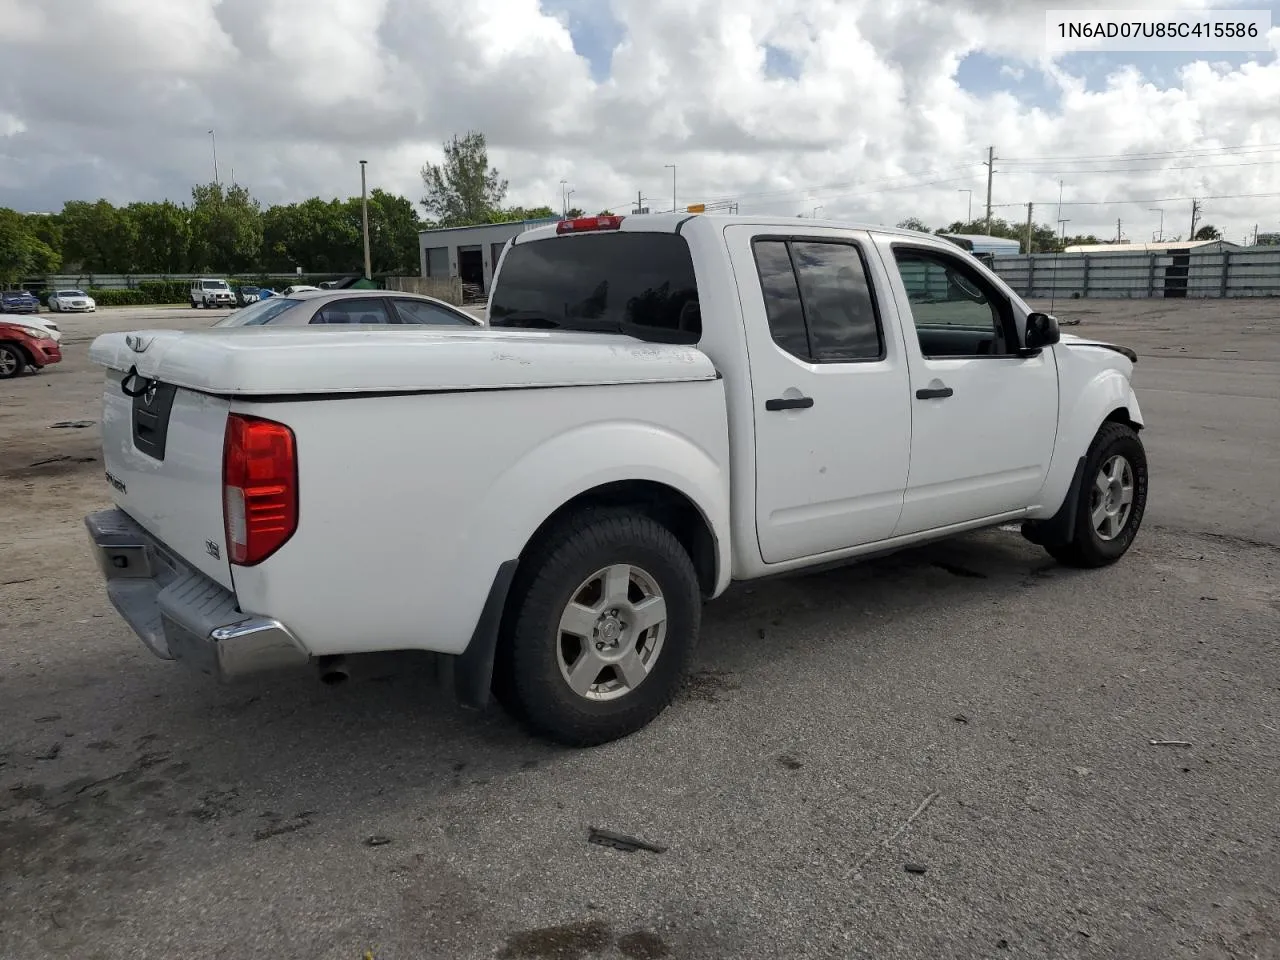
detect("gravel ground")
[1,300,1277,960]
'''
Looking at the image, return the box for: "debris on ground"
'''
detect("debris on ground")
[588,827,668,854]
[1148,739,1192,747]
[50,420,94,429]
[364,835,392,847]
[851,790,940,875]
[904,863,928,875]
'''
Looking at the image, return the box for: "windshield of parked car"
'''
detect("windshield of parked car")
[202,280,229,290]
[57,290,85,297]
[489,232,701,344]
[213,297,300,327]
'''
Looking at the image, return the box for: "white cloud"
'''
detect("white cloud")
[0,0,1276,240]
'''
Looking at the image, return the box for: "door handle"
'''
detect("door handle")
[765,396,814,411]
[915,386,954,400]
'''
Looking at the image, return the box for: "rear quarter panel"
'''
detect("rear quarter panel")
[229,378,731,657]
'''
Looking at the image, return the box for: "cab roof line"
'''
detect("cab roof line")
[674,216,697,235]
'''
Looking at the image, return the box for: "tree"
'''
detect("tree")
[128,201,191,273]
[565,207,585,219]
[487,205,556,224]
[263,197,357,273]
[0,208,61,284]
[420,131,508,227]
[60,199,138,272]
[896,217,930,232]
[598,209,615,216]
[1193,224,1221,241]
[344,189,422,274]
[189,182,262,272]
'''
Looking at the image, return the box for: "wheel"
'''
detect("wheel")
[1043,422,1148,568]
[190,300,198,309]
[496,509,701,747]
[0,343,26,379]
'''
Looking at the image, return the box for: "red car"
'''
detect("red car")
[0,320,62,379]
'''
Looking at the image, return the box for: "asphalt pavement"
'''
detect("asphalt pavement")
[0,300,1276,960]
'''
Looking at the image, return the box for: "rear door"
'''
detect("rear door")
[724,225,912,564]
[97,340,234,589]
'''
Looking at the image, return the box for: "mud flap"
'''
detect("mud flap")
[1022,456,1086,547]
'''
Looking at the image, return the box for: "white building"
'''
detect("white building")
[1062,239,1242,254]
[418,217,560,296]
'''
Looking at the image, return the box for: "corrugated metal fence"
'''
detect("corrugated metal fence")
[990,248,1280,299]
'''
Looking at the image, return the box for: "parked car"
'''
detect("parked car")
[48,289,97,312]
[22,315,63,343]
[281,284,321,296]
[84,214,1147,747]
[0,319,62,378]
[233,285,262,307]
[211,289,482,327]
[1,290,40,314]
[190,278,236,309]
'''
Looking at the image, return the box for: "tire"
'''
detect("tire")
[190,300,198,309]
[1043,422,1148,568]
[0,343,26,379]
[495,508,701,747]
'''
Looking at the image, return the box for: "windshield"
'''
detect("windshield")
[213,297,299,327]
[202,280,229,290]
[489,232,700,343]
[57,290,85,297]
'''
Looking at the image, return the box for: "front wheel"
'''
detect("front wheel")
[0,344,26,379]
[496,509,701,747]
[1043,422,1148,568]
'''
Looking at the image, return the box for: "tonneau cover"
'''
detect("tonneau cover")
[88,326,718,396]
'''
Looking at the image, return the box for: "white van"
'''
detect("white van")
[190,278,235,309]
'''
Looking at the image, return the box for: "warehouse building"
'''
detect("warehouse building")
[418,217,559,298]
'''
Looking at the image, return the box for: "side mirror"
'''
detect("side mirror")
[1025,311,1061,349]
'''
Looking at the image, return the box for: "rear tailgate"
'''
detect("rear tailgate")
[94,333,234,590]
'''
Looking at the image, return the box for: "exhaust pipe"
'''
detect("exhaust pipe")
[317,655,349,686]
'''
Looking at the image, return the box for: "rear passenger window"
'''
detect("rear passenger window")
[751,239,884,362]
[392,299,474,326]
[310,299,392,325]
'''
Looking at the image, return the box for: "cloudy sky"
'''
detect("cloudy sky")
[1,0,1279,240]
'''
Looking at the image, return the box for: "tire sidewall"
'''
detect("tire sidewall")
[508,516,700,742]
[1077,425,1148,561]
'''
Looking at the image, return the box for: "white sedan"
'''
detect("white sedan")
[49,289,97,313]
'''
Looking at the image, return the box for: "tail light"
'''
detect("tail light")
[556,215,625,234]
[222,414,297,565]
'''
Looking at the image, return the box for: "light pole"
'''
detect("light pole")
[1148,207,1164,242]
[360,160,372,280]
[208,129,219,185]
[559,179,568,218]
[1057,218,1071,248]
[958,189,972,224]
[665,164,676,213]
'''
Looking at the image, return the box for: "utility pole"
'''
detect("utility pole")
[1056,179,1064,225]
[1253,223,1259,246]
[560,180,568,218]
[208,129,219,185]
[983,146,996,235]
[958,189,972,224]
[1148,207,1164,242]
[1189,198,1200,240]
[1024,202,1034,254]
[634,191,645,214]
[664,164,677,213]
[360,160,372,281]
[1116,218,1122,243]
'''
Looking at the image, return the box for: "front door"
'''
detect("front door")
[725,225,912,565]
[872,238,1059,536]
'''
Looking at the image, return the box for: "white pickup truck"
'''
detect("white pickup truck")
[86,214,1148,746]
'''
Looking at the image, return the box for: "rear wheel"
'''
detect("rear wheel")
[496,509,701,747]
[0,344,26,379]
[1043,422,1148,568]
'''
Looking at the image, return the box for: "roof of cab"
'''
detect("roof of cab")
[511,212,938,245]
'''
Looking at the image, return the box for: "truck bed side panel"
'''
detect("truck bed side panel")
[227,379,730,658]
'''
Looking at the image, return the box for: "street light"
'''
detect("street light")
[1148,207,1164,242]
[664,164,676,213]
[957,189,972,223]
[360,160,372,281]
[208,129,219,185]
[1057,218,1071,247]
[559,180,568,218]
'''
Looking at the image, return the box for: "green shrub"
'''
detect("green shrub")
[87,288,153,306]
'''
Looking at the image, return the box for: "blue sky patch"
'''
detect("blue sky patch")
[541,0,626,82]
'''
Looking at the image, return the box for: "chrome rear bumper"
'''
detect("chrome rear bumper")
[84,508,309,681]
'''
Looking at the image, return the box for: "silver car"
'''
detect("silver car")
[213,289,483,328]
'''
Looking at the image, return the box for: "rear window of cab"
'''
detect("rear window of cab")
[489,232,701,344]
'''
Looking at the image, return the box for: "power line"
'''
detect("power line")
[1001,141,1280,163]
[999,158,1280,175]
[990,189,1280,209]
